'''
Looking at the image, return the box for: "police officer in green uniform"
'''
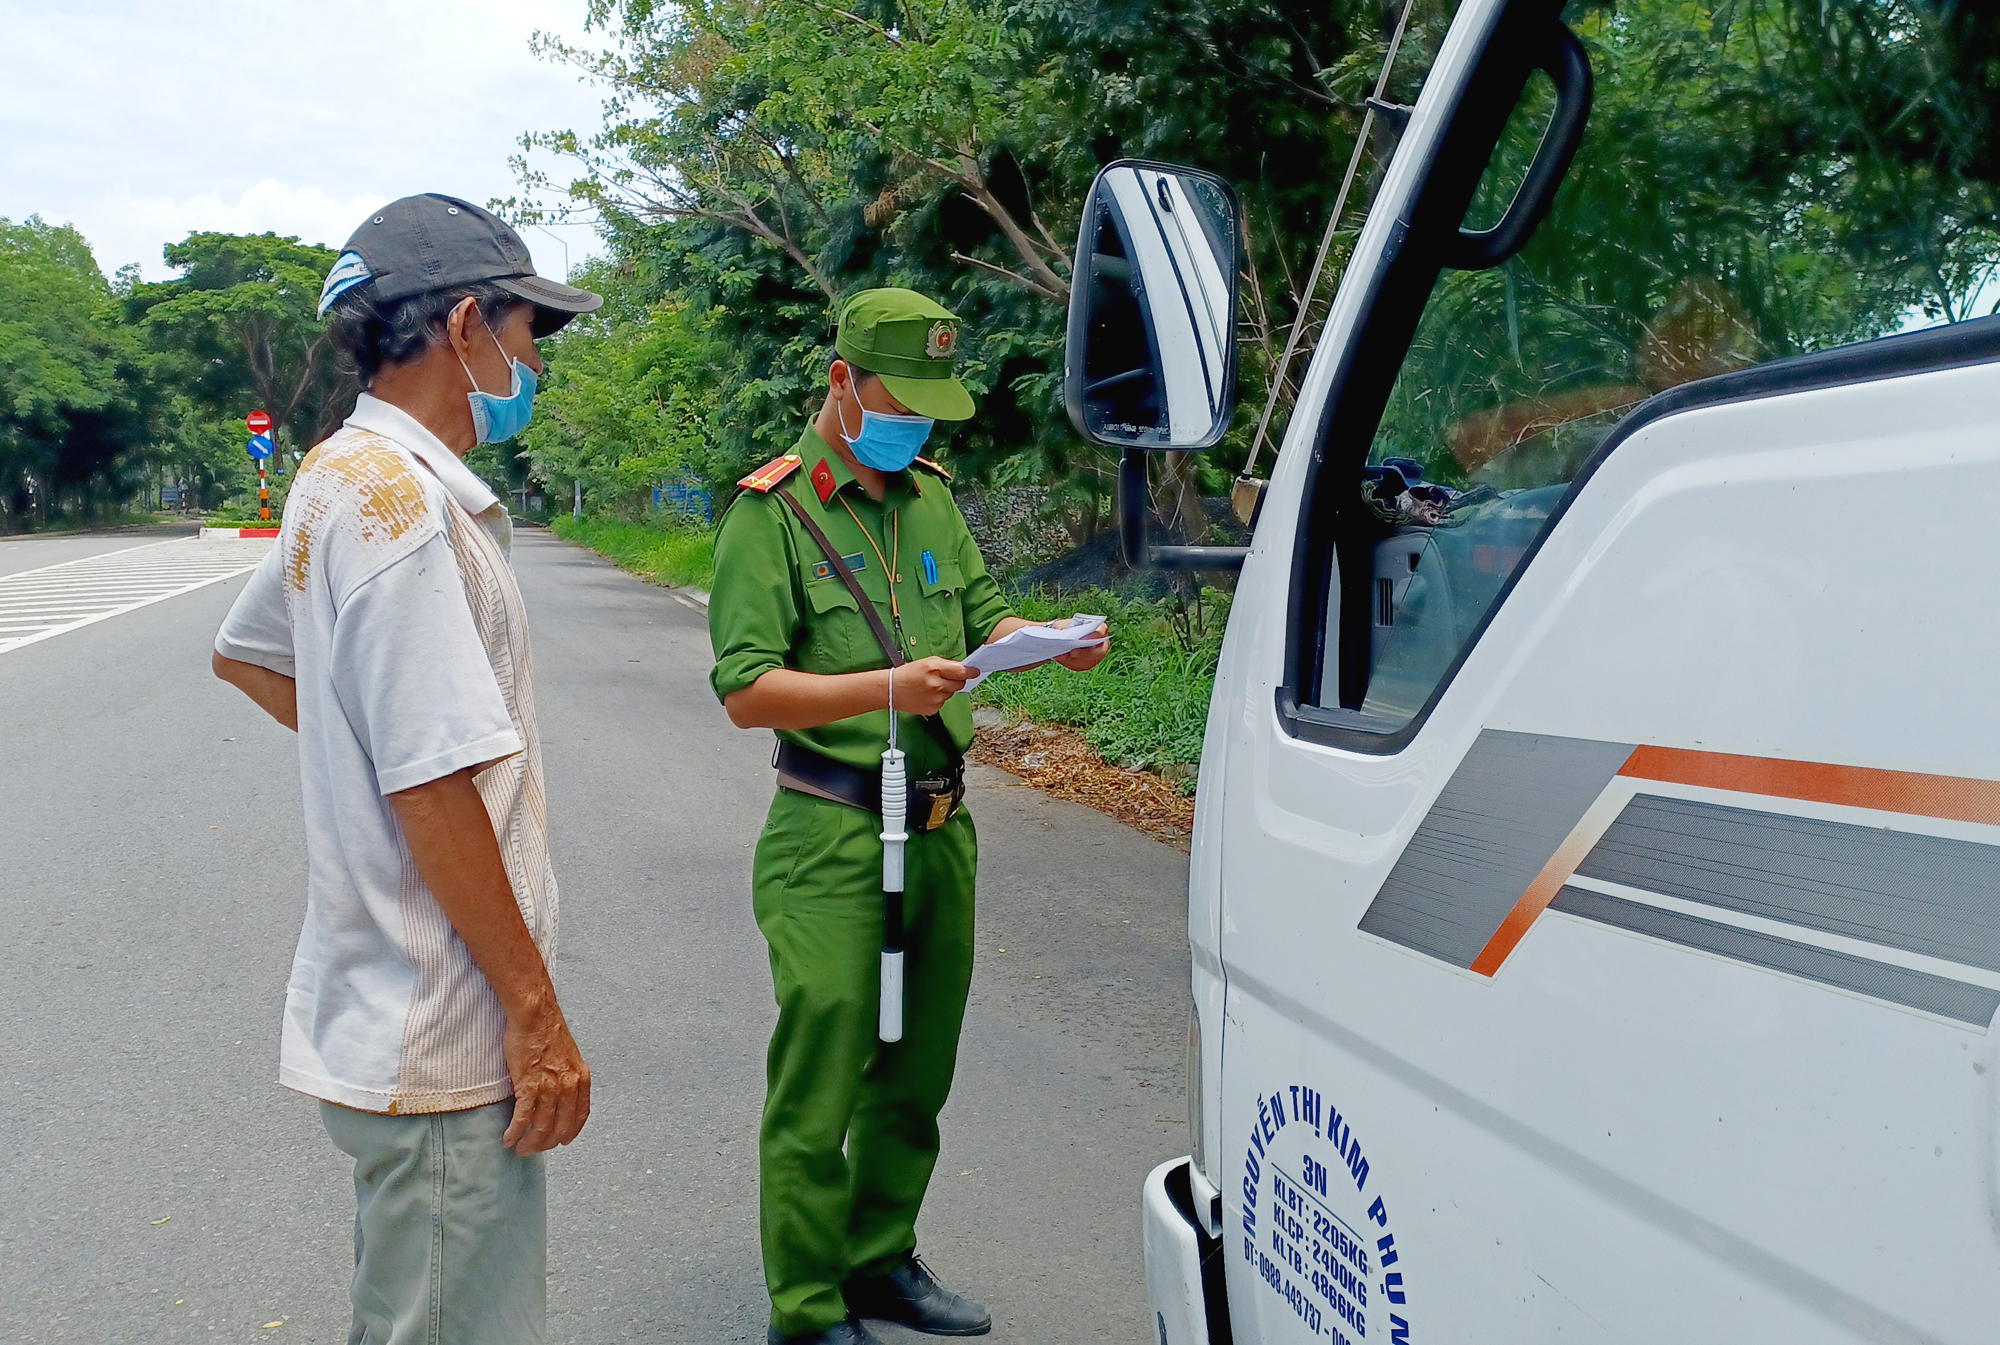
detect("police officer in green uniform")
[708,289,1110,1345]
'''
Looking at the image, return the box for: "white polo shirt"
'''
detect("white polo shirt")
[216,394,559,1114]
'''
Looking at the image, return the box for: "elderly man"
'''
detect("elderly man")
[212,193,599,1345]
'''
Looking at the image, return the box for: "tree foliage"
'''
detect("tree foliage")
[7,0,1997,539]
[0,217,156,523]
[2,224,356,529]
[125,231,354,452]
[515,258,732,511]
[1377,0,2000,486]
[508,0,1416,528]
[511,0,2000,541]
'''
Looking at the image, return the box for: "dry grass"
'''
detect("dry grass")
[971,718,1194,851]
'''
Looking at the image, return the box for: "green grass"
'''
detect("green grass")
[973,586,1229,791]
[203,503,281,524]
[552,514,717,590]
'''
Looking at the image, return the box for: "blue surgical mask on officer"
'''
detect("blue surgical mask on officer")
[837,374,934,472]
[456,316,539,444]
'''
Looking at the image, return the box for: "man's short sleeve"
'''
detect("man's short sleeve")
[951,496,1015,649]
[215,546,296,676]
[708,493,803,701]
[329,532,521,796]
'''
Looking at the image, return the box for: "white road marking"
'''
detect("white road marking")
[0,538,273,655]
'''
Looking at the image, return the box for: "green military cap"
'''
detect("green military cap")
[835,288,976,421]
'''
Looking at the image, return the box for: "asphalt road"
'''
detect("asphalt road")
[0,521,202,577]
[0,524,1192,1344]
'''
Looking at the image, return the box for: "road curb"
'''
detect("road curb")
[199,527,279,539]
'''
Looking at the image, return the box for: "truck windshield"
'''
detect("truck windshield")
[1344,0,1999,725]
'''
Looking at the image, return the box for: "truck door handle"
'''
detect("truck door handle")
[1446,18,1594,271]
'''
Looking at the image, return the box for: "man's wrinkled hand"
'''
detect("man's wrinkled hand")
[501,1001,591,1154]
[892,656,970,715]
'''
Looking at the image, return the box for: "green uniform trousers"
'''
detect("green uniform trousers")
[753,785,978,1338]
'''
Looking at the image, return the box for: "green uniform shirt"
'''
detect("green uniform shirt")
[708,424,1015,776]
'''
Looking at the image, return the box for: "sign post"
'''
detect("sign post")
[246,412,274,520]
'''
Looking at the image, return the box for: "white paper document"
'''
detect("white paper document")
[961,614,1108,691]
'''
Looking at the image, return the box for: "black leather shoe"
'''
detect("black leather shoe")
[844,1255,992,1336]
[767,1319,882,1345]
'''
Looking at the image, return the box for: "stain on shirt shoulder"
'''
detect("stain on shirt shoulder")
[283,431,439,593]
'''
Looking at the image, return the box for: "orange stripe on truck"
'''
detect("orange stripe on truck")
[1618,746,2000,827]
[1468,788,1627,977]
[1468,746,2000,976]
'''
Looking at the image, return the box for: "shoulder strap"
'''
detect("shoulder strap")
[723,451,805,521]
[773,483,962,766]
[738,452,805,493]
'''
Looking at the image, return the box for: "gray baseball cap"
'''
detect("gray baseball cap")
[317,193,602,337]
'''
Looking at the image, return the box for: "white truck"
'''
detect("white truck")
[1061,0,2000,1341]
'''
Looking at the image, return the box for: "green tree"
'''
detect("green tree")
[154,396,258,513]
[513,0,2000,548]
[512,0,1409,536]
[517,0,1074,303]
[1375,0,2000,486]
[0,217,155,527]
[516,259,732,513]
[509,0,1082,505]
[126,231,353,458]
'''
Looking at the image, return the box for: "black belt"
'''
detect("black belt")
[775,741,965,832]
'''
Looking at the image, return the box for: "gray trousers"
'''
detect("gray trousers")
[320,1099,546,1345]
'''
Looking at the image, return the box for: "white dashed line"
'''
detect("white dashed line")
[0,538,273,654]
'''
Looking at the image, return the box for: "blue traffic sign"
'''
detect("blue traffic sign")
[247,434,274,459]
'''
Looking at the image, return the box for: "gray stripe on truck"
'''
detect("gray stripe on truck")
[1357,730,1635,966]
[1576,794,2000,974]
[1549,885,2000,1026]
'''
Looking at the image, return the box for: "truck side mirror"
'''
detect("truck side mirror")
[1065,161,1242,451]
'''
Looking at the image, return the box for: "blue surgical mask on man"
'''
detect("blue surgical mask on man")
[836,377,934,472]
[456,318,539,444]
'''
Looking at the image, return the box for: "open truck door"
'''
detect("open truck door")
[1069,1,2000,1341]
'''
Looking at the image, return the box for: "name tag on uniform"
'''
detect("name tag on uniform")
[811,552,867,581]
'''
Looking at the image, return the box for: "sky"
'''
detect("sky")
[0,0,614,284]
